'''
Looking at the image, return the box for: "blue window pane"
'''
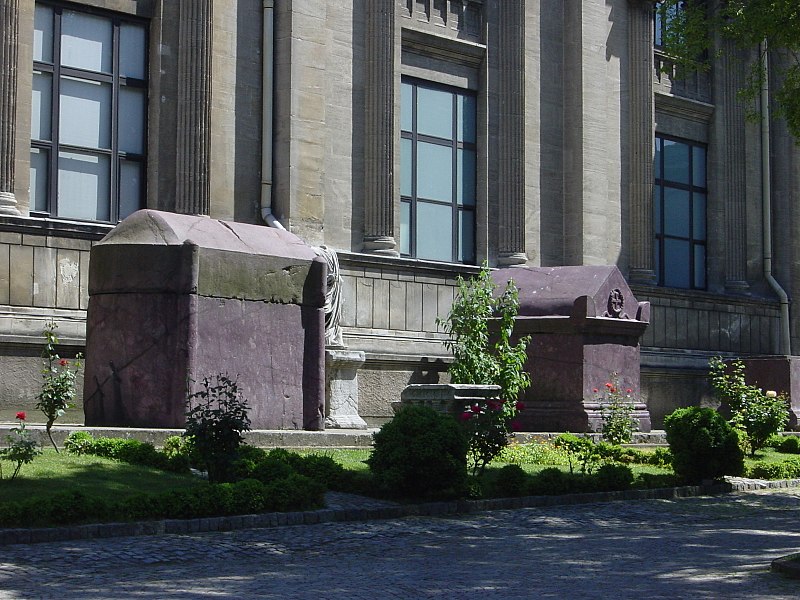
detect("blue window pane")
[694,244,706,289]
[30,148,49,212]
[654,138,662,179]
[400,200,410,255]
[417,86,452,139]
[459,210,475,263]
[654,239,661,281]
[458,95,476,143]
[664,238,690,288]
[654,184,663,233]
[58,151,110,221]
[693,146,706,187]
[416,202,452,261]
[59,76,112,149]
[31,71,52,141]
[693,193,706,240]
[119,161,142,220]
[61,10,112,73]
[401,138,412,197]
[417,141,452,201]
[34,5,54,63]
[119,87,145,154]
[663,139,690,184]
[664,187,690,237]
[457,149,476,206]
[120,24,147,80]
[401,82,413,132]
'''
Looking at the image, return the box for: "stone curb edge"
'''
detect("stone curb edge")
[2,477,798,547]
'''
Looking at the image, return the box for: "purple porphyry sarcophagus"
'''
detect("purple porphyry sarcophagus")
[492,266,651,433]
[83,210,326,430]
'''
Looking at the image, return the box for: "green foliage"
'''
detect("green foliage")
[0,414,41,481]
[664,406,745,483]
[184,374,251,483]
[438,264,531,475]
[63,431,94,455]
[746,457,800,479]
[594,374,639,445]
[498,440,569,466]
[657,0,800,140]
[0,476,325,528]
[492,464,529,497]
[63,432,189,473]
[774,435,800,454]
[368,405,469,500]
[36,322,82,453]
[553,434,598,474]
[709,357,789,456]
[594,464,635,492]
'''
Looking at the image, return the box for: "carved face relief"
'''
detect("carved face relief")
[604,288,628,319]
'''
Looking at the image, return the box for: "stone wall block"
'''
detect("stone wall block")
[56,249,81,309]
[9,245,33,306]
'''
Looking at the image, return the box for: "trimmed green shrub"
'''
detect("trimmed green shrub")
[593,463,634,492]
[63,431,94,455]
[368,405,468,500]
[664,406,744,484]
[777,436,800,455]
[747,457,800,480]
[493,464,529,497]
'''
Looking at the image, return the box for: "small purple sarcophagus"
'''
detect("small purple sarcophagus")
[83,210,326,430]
[493,266,651,433]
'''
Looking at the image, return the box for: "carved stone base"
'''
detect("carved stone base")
[325,349,368,429]
[0,192,21,216]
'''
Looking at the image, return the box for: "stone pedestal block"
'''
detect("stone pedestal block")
[83,210,326,430]
[396,384,502,416]
[325,349,368,429]
[494,266,651,433]
[739,356,800,430]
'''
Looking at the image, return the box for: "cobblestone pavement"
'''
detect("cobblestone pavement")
[1,489,800,599]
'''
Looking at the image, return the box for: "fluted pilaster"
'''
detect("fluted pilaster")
[0,0,21,215]
[363,0,398,255]
[628,0,655,283]
[175,0,212,216]
[496,0,527,266]
[719,43,748,289]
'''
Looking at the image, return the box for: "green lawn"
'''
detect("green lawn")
[0,450,204,504]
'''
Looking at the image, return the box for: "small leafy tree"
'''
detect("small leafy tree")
[36,322,82,452]
[438,264,531,475]
[709,357,789,456]
[0,412,41,481]
[595,374,639,445]
[184,374,251,483]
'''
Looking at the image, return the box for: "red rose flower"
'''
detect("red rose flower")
[610,387,616,394]
[593,388,599,393]
[15,411,26,421]
[605,382,613,388]
[626,388,632,394]
[59,358,69,367]
[516,401,525,411]
[471,404,481,413]
[460,411,472,421]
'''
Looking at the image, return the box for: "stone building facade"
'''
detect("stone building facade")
[0,0,796,428]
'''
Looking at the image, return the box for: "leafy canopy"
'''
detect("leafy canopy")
[657,0,800,139]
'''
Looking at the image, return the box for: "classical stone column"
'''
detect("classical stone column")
[175,0,212,216]
[719,43,748,289]
[627,0,655,283]
[496,1,527,266]
[363,0,399,255]
[0,0,21,216]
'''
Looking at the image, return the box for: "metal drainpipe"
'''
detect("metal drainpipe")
[260,0,285,230]
[760,41,791,355]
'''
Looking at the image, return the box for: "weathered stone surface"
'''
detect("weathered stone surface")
[494,266,650,432]
[84,210,325,430]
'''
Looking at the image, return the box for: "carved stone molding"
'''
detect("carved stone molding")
[0,0,21,215]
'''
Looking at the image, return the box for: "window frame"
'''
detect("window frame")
[400,76,477,264]
[31,1,148,223]
[654,134,708,290]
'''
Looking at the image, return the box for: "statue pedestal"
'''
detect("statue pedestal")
[325,349,368,429]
